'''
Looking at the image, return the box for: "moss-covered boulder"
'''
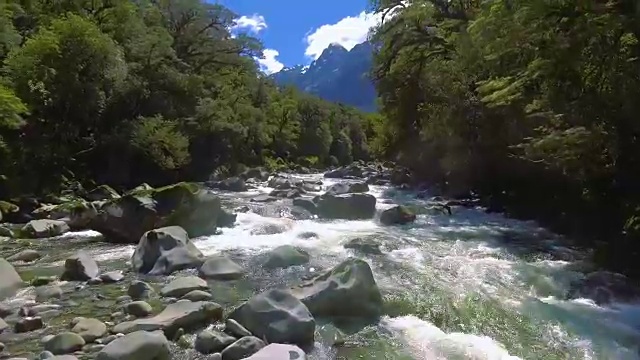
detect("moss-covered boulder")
[0,200,20,223]
[32,201,98,230]
[91,182,222,243]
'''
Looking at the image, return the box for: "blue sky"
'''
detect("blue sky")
[215,0,380,74]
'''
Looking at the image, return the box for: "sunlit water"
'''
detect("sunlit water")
[8,173,640,359]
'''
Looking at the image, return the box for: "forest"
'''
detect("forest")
[0,0,380,197]
[369,0,640,276]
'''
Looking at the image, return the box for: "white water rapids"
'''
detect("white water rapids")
[51,173,640,359]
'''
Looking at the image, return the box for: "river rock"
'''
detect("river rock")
[218,209,237,228]
[225,319,252,337]
[199,256,244,280]
[127,281,154,300]
[292,198,317,214]
[96,330,170,360]
[299,182,321,192]
[210,177,248,192]
[124,301,153,318]
[194,329,236,354]
[22,219,70,238]
[61,251,99,281]
[112,301,222,338]
[263,245,310,269]
[325,182,369,196]
[0,303,13,318]
[181,290,213,302]
[390,167,411,185]
[268,176,294,190]
[15,316,44,332]
[228,289,315,345]
[35,201,98,230]
[7,249,42,263]
[220,336,265,360]
[91,183,222,243]
[316,193,376,220]
[291,258,383,318]
[0,225,14,238]
[0,258,23,299]
[244,343,306,360]
[70,317,107,342]
[100,271,124,283]
[43,332,85,354]
[0,318,8,333]
[380,205,416,226]
[343,238,383,255]
[35,285,62,301]
[160,276,208,298]
[131,226,204,275]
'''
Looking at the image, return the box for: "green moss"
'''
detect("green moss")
[0,200,19,214]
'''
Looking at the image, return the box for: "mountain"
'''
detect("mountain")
[272,42,377,112]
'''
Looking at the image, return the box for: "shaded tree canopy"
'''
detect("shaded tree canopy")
[0,0,379,196]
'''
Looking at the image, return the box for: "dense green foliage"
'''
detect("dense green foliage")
[369,0,640,275]
[0,0,378,196]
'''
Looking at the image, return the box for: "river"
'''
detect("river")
[4,172,640,359]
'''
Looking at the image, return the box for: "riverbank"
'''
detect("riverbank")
[1,164,640,359]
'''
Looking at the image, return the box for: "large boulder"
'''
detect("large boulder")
[21,219,70,238]
[228,289,315,346]
[91,183,222,243]
[131,226,204,275]
[292,198,317,214]
[390,167,411,186]
[112,301,223,338]
[325,182,369,196]
[315,194,376,220]
[263,245,310,269]
[379,205,416,226]
[0,258,22,299]
[199,256,244,280]
[291,258,383,318]
[61,251,100,281]
[244,344,306,360]
[96,330,170,360]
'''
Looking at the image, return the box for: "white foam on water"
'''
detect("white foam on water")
[382,315,522,360]
[195,211,380,255]
[59,230,103,238]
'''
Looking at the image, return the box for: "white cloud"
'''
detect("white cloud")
[257,49,284,74]
[232,14,267,34]
[304,11,383,60]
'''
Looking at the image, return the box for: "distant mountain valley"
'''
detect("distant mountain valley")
[272,42,376,112]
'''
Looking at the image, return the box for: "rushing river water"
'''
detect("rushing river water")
[4,172,640,359]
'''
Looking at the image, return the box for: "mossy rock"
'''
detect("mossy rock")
[0,200,19,222]
[92,182,221,243]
